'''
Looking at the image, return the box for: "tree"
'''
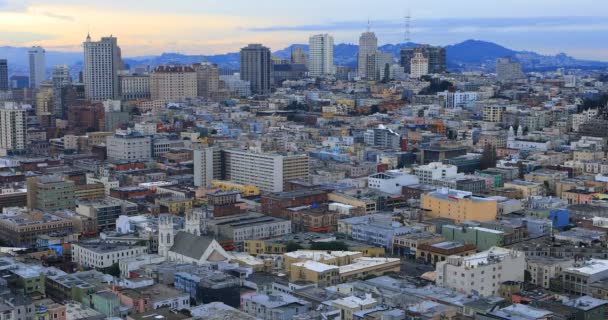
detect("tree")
[286,241,303,252]
[309,241,348,251]
[480,144,497,170]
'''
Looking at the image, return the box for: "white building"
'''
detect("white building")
[439,91,478,109]
[119,73,150,101]
[71,242,148,269]
[496,57,524,81]
[358,31,377,79]
[572,109,598,132]
[28,46,45,89]
[309,34,335,77]
[526,257,574,289]
[0,102,27,153]
[367,171,419,195]
[150,65,197,101]
[220,74,251,97]
[106,131,152,162]
[194,147,219,187]
[410,50,429,78]
[412,162,460,185]
[118,254,165,278]
[436,247,525,297]
[223,149,309,193]
[83,35,122,101]
[133,122,157,135]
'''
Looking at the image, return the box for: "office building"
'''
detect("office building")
[75,198,138,230]
[563,259,608,296]
[363,125,400,149]
[290,45,307,65]
[0,210,74,246]
[0,102,27,153]
[0,59,8,91]
[483,105,506,122]
[358,31,377,79]
[150,65,197,101]
[28,46,45,88]
[51,65,72,120]
[72,241,147,269]
[119,73,150,100]
[496,57,524,81]
[400,45,446,74]
[223,149,309,193]
[410,49,429,78]
[413,162,459,185]
[193,62,219,98]
[193,147,221,187]
[308,34,334,77]
[421,188,498,223]
[436,247,525,297]
[240,44,271,95]
[375,51,393,80]
[26,175,76,211]
[83,35,123,100]
[106,131,152,162]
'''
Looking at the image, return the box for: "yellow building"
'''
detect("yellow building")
[243,240,286,255]
[211,180,260,197]
[289,261,340,287]
[156,197,193,214]
[504,180,545,198]
[482,105,505,122]
[421,189,497,223]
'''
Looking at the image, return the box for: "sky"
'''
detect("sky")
[0,0,607,60]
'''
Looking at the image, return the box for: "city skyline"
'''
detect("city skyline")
[0,0,607,60]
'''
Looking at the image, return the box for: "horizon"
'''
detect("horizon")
[0,0,607,60]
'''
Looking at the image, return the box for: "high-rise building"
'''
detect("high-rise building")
[28,46,46,88]
[51,65,72,120]
[375,52,394,80]
[496,57,524,81]
[150,65,197,101]
[119,73,150,101]
[358,31,377,79]
[0,59,8,91]
[193,147,221,187]
[0,102,27,153]
[106,131,152,162]
[83,35,123,101]
[400,45,446,74]
[35,84,54,127]
[240,44,272,95]
[291,46,307,65]
[410,49,429,78]
[193,62,219,99]
[223,149,309,193]
[26,175,76,211]
[308,34,334,77]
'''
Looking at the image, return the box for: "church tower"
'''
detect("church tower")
[185,208,202,236]
[158,214,174,258]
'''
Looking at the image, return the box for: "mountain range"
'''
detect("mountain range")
[1,39,606,77]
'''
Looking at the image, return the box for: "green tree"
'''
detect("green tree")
[309,241,348,251]
[286,241,303,252]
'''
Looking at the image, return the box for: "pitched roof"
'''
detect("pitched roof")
[169,231,214,260]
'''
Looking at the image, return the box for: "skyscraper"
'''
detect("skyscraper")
[240,44,271,95]
[0,60,7,91]
[193,62,219,99]
[51,65,72,120]
[400,45,445,74]
[291,46,307,65]
[358,31,377,79]
[83,35,123,101]
[28,46,46,89]
[496,57,524,82]
[308,34,334,77]
[410,49,429,78]
[0,102,27,153]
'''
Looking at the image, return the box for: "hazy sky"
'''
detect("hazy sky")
[1,0,607,60]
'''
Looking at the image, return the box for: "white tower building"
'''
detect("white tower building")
[358,29,378,79]
[158,214,174,258]
[28,46,46,89]
[308,34,334,77]
[185,209,202,236]
[83,34,122,101]
[410,49,429,78]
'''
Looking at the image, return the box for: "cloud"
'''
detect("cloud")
[39,11,75,21]
[0,0,28,12]
[0,31,57,43]
[249,16,608,34]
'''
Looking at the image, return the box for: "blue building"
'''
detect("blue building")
[549,208,569,229]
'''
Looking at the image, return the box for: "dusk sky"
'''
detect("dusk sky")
[1,0,607,60]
